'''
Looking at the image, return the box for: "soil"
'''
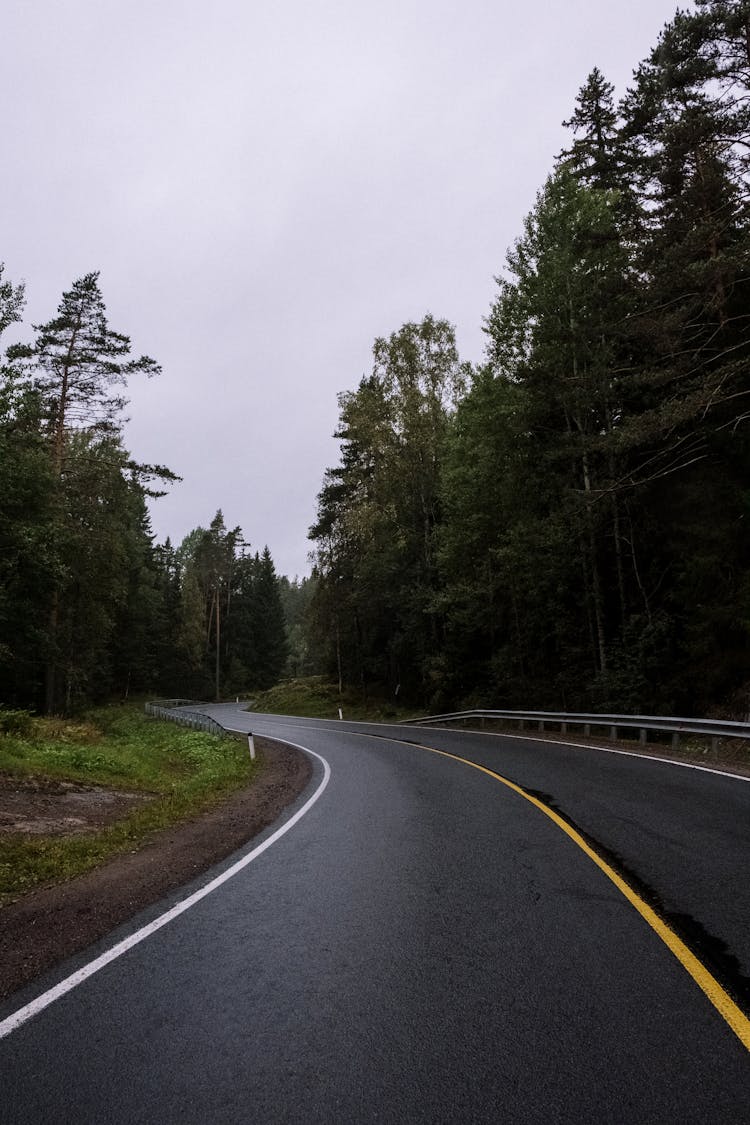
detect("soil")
[0,737,312,1003]
[3,724,745,1006]
[0,773,154,836]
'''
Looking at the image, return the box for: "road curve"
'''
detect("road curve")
[1,706,749,1123]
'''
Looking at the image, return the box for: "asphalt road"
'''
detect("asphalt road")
[2,707,749,1123]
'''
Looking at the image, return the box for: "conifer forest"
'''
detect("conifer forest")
[307,2,750,717]
[2,1,750,717]
[0,271,289,712]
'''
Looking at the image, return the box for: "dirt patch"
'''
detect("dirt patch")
[0,774,153,836]
[0,737,312,1003]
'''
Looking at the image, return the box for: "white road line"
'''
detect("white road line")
[420,725,750,782]
[0,742,330,1041]
[229,713,750,785]
[519,735,750,782]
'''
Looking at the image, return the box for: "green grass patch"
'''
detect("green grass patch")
[0,705,256,902]
[249,676,418,722]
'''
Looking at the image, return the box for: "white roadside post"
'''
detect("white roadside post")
[247,733,255,760]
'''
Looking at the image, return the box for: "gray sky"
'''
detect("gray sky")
[3,0,681,578]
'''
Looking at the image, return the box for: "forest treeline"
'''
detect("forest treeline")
[3,2,749,720]
[307,1,750,717]
[0,272,290,712]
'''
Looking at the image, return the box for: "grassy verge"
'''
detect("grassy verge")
[0,705,256,902]
[247,684,750,773]
[248,677,419,722]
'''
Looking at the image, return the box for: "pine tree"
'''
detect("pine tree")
[9,273,173,711]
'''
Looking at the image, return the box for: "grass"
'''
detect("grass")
[0,705,256,902]
[248,676,419,722]
[248,683,750,772]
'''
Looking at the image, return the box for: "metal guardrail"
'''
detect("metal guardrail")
[402,709,750,753]
[144,699,227,738]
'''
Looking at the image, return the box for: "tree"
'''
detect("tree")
[561,67,621,190]
[245,548,289,689]
[179,512,241,701]
[278,574,319,677]
[0,267,55,705]
[310,315,466,703]
[9,272,174,712]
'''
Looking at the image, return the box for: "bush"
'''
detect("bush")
[0,708,34,737]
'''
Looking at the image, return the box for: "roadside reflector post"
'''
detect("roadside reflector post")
[338,708,343,721]
[247,733,255,760]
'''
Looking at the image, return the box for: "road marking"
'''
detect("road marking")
[0,741,330,1041]
[226,710,750,784]
[426,727,750,783]
[402,739,750,1054]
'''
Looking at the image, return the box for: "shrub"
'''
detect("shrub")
[0,709,34,737]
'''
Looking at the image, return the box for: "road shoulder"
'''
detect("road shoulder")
[0,737,312,1002]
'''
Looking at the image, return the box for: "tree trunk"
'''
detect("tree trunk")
[581,448,607,675]
[44,591,59,714]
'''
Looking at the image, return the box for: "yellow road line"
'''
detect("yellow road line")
[401,738,750,1053]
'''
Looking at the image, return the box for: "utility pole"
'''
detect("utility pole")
[215,582,221,702]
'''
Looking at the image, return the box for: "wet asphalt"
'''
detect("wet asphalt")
[1,707,749,1123]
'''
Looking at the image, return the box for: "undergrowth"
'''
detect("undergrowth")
[0,705,256,901]
[248,676,418,722]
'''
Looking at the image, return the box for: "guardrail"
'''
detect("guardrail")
[144,699,227,738]
[402,709,750,754]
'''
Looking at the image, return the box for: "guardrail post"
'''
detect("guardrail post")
[368,703,750,753]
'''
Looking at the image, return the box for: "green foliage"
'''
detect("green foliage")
[278,575,319,677]
[0,705,256,899]
[249,676,417,722]
[3,4,750,722]
[0,709,34,736]
[0,269,178,714]
[309,315,466,702]
[306,7,750,717]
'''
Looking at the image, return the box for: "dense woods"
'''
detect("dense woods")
[3,2,749,720]
[0,273,288,712]
[308,1,750,717]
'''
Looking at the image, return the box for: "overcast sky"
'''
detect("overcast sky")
[3,0,682,578]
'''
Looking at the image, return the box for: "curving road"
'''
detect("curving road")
[1,706,749,1123]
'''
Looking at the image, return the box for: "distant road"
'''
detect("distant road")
[2,707,749,1123]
